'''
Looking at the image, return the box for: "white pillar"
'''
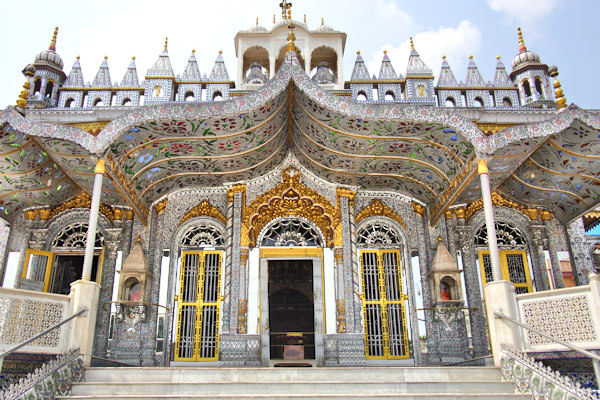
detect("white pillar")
[269,57,276,79]
[82,159,105,281]
[478,159,502,281]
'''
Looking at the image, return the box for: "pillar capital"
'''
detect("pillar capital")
[477,159,488,175]
[94,158,106,175]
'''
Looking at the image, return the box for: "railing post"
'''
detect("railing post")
[68,280,100,366]
[483,280,522,366]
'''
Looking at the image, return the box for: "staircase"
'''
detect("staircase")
[57,366,530,399]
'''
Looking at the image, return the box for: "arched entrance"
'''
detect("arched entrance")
[475,221,533,294]
[173,219,225,362]
[258,216,325,366]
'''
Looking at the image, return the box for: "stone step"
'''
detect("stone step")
[70,381,517,396]
[84,366,502,383]
[59,395,531,400]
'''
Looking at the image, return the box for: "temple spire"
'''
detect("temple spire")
[350,51,371,80]
[517,27,527,53]
[437,55,458,86]
[49,27,58,51]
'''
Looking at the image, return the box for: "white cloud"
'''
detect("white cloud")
[366,20,482,83]
[486,0,558,23]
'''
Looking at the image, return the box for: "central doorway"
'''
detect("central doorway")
[268,259,315,361]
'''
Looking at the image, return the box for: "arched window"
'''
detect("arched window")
[260,218,323,247]
[357,221,402,245]
[356,91,367,102]
[65,98,75,108]
[534,77,543,95]
[473,97,484,107]
[184,92,195,102]
[45,81,54,99]
[33,78,42,95]
[475,221,532,293]
[445,97,456,107]
[356,220,409,359]
[384,91,395,101]
[52,222,104,250]
[122,98,133,106]
[212,92,223,101]
[93,98,104,107]
[502,97,512,107]
[180,224,224,248]
[522,79,532,97]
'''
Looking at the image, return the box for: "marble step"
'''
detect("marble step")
[60,395,531,400]
[70,381,517,396]
[84,366,502,383]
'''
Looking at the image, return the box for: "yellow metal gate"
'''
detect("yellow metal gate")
[360,249,409,359]
[175,250,222,361]
[478,249,532,294]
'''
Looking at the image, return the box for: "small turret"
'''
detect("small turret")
[348,51,373,101]
[436,56,463,107]
[509,27,554,108]
[492,56,519,108]
[464,55,491,108]
[178,50,203,102]
[27,27,67,108]
[404,38,435,104]
[116,57,141,106]
[206,51,231,101]
[58,57,85,108]
[377,51,401,101]
[144,38,176,104]
[86,56,113,107]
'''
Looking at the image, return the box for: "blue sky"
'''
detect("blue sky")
[0,0,598,109]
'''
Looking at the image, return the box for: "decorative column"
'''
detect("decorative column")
[269,57,276,79]
[566,218,593,286]
[337,189,357,332]
[456,210,489,358]
[477,159,502,281]
[82,159,105,281]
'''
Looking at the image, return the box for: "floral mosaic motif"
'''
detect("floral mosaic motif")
[0,349,84,400]
[500,348,599,400]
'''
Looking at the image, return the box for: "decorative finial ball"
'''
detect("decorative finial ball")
[469,54,473,59]
[132,56,136,60]
[219,50,223,54]
[357,50,360,55]
[76,55,80,60]
[497,55,501,60]
[104,55,108,60]
[442,55,446,59]
[192,49,196,53]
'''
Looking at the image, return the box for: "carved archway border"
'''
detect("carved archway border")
[243,166,339,247]
[24,192,118,222]
[355,199,406,230]
[180,200,227,226]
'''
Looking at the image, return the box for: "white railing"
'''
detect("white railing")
[0,288,71,354]
[516,286,600,352]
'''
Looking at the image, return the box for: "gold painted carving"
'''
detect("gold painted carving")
[237,299,247,334]
[445,210,453,219]
[46,191,115,221]
[451,191,552,222]
[244,166,339,248]
[430,157,476,221]
[355,199,406,230]
[336,187,356,208]
[154,198,168,216]
[227,184,246,204]
[411,202,425,217]
[68,121,109,136]
[180,200,226,225]
[336,299,347,333]
[334,248,344,264]
[106,153,148,223]
[240,248,249,265]
[475,122,516,136]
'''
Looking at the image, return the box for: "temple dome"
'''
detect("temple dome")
[511,49,540,70]
[35,49,64,69]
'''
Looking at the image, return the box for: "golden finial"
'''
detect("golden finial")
[76,55,80,60]
[549,65,566,109]
[469,54,473,59]
[191,49,195,54]
[164,37,168,51]
[15,75,32,110]
[304,14,306,24]
[287,7,291,20]
[132,56,135,60]
[49,27,58,51]
[256,17,259,25]
[273,14,276,24]
[287,23,296,52]
[104,55,108,60]
[517,27,527,52]
[442,55,446,59]
[383,50,387,54]
[409,37,415,51]
[321,17,324,25]
[438,236,443,243]
[497,55,501,60]
[219,50,223,54]
[357,50,361,55]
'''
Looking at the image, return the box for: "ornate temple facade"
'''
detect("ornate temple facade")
[1,4,599,370]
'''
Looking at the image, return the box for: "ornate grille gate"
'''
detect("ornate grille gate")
[175,250,222,361]
[359,249,409,359]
